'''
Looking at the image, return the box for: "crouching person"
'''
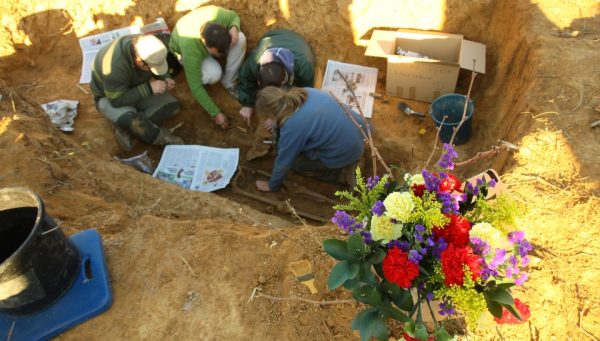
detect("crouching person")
[254,87,366,192]
[91,34,183,150]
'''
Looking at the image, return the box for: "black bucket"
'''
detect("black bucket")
[0,188,80,315]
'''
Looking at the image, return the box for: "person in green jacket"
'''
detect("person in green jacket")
[90,34,183,151]
[170,5,247,129]
[237,29,315,131]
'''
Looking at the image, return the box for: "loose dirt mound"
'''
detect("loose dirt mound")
[1,0,599,340]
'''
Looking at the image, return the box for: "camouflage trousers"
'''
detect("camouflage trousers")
[96,93,180,144]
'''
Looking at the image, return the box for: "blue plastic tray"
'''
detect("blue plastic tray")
[0,229,112,340]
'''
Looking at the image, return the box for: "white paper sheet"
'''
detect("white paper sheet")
[78,18,169,84]
[152,145,240,192]
[321,60,378,118]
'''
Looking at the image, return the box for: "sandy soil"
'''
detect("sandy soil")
[0,0,599,340]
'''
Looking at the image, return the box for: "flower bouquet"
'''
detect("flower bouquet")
[323,144,532,340]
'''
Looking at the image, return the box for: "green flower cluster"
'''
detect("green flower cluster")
[407,191,449,231]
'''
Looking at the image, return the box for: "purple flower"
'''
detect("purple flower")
[518,240,533,258]
[515,273,529,286]
[331,210,361,234]
[438,300,456,316]
[489,249,507,270]
[521,256,530,266]
[371,200,385,217]
[425,237,435,247]
[438,143,459,170]
[408,249,422,264]
[506,266,519,277]
[489,179,497,188]
[426,292,434,301]
[415,233,424,243]
[361,231,373,244]
[432,237,448,259]
[366,176,381,190]
[508,231,525,244]
[509,255,519,267]
[419,247,428,255]
[471,237,491,256]
[422,170,441,192]
[476,178,484,186]
[388,240,410,252]
[415,224,425,234]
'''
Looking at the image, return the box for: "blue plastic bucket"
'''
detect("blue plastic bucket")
[429,94,474,145]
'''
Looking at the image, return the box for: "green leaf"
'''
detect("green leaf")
[415,322,429,340]
[486,288,514,306]
[496,282,516,290]
[358,261,376,285]
[380,281,414,311]
[486,299,503,318]
[352,285,383,307]
[404,321,416,336]
[366,246,386,264]
[327,260,359,290]
[351,308,388,341]
[343,278,362,290]
[352,307,379,331]
[373,262,385,279]
[323,239,354,261]
[364,313,388,341]
[380,301,412,323]
[434,326,454,341]
[503,302,523,321]
[347,233,366,257]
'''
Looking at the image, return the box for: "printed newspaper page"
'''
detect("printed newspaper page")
[321,60,378,118]
[78,18,169,84]
[152,145,240,192]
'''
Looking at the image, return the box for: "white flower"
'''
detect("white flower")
[383,192,414,222]
[470,222,508,249]
[404,173,425,186]
[370,214,403,244]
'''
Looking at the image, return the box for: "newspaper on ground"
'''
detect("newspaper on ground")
[41,99,79,132]
[321,60,378,118]
[78,18,170,84]
[152,145,240,192]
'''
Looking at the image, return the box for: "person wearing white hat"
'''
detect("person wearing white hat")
[90,34,183,150]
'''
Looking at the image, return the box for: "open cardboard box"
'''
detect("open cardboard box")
[365,29,486,103]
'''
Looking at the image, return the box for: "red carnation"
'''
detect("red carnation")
[402,332,433,341]
[494,298,531,324]
[412,184,426,197]
[440,244,482,286]
[382,248,420,289]
[439,173,462,193]
[432,214,471,247]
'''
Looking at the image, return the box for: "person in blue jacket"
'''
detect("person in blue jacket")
[254,86,366,192]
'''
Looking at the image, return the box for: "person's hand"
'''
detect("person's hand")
[214,112,229,129]
[263,118,276,133]
[239,107,253,126]
[150,79,167,94]
[229,26,239,47]
[165,78,175,90]
[255,180,271,192]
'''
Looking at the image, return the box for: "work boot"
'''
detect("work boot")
[153,127,184,146]
[114,126,132,151]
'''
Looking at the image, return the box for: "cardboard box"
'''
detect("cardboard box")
[365,29,486,103]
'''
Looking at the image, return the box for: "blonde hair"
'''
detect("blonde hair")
[255,86,308,126]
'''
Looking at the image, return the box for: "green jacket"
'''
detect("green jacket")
[169,6,241,117]
[238,29,315,107]
[90,34,154,107]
